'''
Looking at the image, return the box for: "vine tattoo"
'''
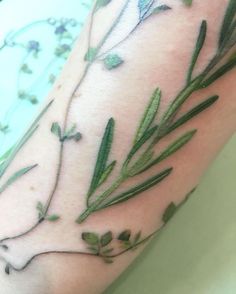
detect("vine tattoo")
[0,0,236,274]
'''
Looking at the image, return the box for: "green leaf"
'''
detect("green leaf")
[152,5,171,15]
[103,257,114,264]
[102,248,114,254]
[0,165,37,194]
[165,95,219,135]
[133,231,142,244]
[46,215,60,222]
[95,0,112,12]
[37,201,46,218]
[100,231,113,247]
[51,122,62,139]
[5,264,10,275]
[87,118,115,199]
[182,0,193,6]
[162,202,178,223]
[84,47,98,62]
[104,54,124,70]
[134,88,161,143]
[98,160,116,187]
[87,246,99,254]
[82,232,99,245]
[141,130,197,172]
[138,0,153,19]
[101,168,172,208]
[118,230,131,241]
[200,55,236,88]
[219,0,236,47]
[187,20,207,84]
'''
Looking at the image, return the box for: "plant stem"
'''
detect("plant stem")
[77,175,125,223]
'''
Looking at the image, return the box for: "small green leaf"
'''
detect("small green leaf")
[103,257,114,264]
[87,246,99,254]
[152,5,171,15]
[133,231,142,244]
[98,160,116,187]
[162,202,178,223]
[95,0,112,12]
[134,88,161,144]
[118,230,131,241]
[219,0,236,47]
[187,20,207,84]
[141,130,197,172]
[138,0,153,19]
[104,54,124,70]
[73,132,82,142]
[5,264,10,275]
[51,122,61,139]
[82,232,99,245]
[182,0,193,6]
[84,47,98,62]
[87,118,115,199]
[0,165,37,194]
[46,215,60,222]
[100,231,113,247]
[101,168,172,208]
[102,248,114,254]
[165,95,219,135]
[37,201,46,218]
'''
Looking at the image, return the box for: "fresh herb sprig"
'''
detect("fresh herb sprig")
[77,1,236,223]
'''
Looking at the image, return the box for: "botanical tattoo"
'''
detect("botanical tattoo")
[0,0,236,274]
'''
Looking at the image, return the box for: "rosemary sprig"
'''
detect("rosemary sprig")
[77,2,236,223]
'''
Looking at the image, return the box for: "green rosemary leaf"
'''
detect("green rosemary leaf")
[151,5,171,15]
[0,101,53,179]
[51,122,62,139]
[98,160,116,187]
[124,126,157,167]
[0,146,14,164]
[187,20,207,84]
[219,0,236,47]
[165,95,219,135]
[134,88,161,144]
[87,246,99,254]
[140,130,197,173]
[37,201,46,218]
[101,168,172,208]
[162,202,178,223]
[5,264,10,275]
[200,55,236,88]
[182,0,193,6]
[95,0,112,12]
[46,215,60,222]
[118,230,131,241]
[84,47,98,62]
[103,257,114,264]
[100,231,113,247]
[128,149,154,176]
[82,232,99,246]
[87,118,115,199]
[103,54,124,70]
[0,165,37,194]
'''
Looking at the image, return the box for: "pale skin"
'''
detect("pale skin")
[0,0,235,293]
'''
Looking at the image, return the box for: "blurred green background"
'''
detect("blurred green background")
[106,135,236,294]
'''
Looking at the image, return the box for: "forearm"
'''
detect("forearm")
[0,0,235,293]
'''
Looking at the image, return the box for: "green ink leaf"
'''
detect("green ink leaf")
[51,122,62,139]
[152,5,171,15]
[141,130,197,172]
[133,231,141,244]
[134,88,161,144]
[46,215,60,222]
[37,201,46,219]
[84,47,98,62]
[0,165,37,194]
[103,54,124,70]
[101,168,172,208]
[102,248,114,254]
[87,118,115,199]
[87,246,99,254]
[20,63,33,74]
[82,232,99,245]
[182,0,193,6]
[118,230,131,241]
[98,160,116,187]
[165,95,219,135]
[95,0,112,12]
[219,0,236,47]
[162,202,178,223]
[138,0,153,19]
[187,20,207,84]
[201,54,236,88]
[100,231,113,247]
[5,264,10,275]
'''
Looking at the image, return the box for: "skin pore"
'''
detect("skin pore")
[0,0,235,293]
